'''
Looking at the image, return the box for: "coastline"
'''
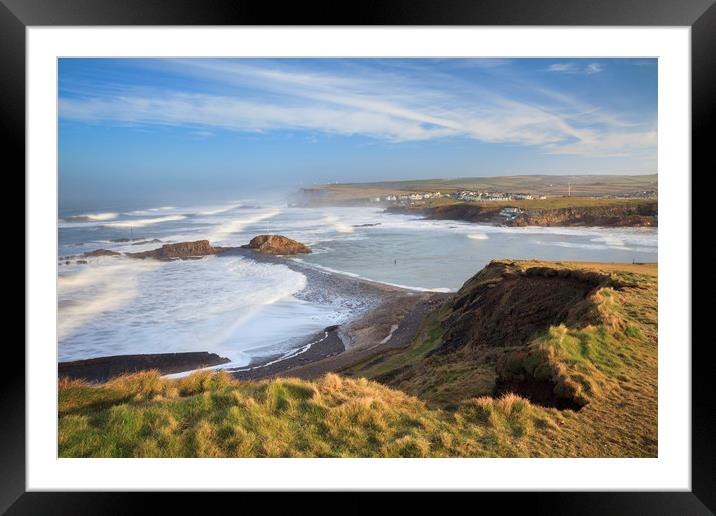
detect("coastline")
[60,247,432,382]
[384,201,658,228]
[57,212,657,383]
[218,249,453,380]
[58,352,231,383]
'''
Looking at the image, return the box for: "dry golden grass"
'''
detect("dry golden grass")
[59,371,561,458]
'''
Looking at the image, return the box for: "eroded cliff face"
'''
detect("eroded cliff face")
[430,261,625,410]
[241,235,312,255]
[387,204,501,223]
[386,201,657,227]
[512,204,657,227]
[438,263,601,354]
[362,259,639,411]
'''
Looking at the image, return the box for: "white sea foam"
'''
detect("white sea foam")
[206,210,280,244]
[103,214,187,228]
[127,206,177,215]
[467,233,489,240]
[63,212,119,222]
[57,255,327,365]
[58,259,163,340]
[198,204,240,216]
[296,260,454,293]
[323,212,355,234]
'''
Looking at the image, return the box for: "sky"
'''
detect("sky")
[58,58,657,205]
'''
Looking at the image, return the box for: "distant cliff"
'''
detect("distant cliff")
[387,200,657,227]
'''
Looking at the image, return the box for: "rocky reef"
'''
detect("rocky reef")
[241,235,312,255]
[126,240,231,260]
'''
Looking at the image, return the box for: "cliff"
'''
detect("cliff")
[387,199,657,227]
[241,234,312,255]
[512,203,657,227]
[344,259,657,418]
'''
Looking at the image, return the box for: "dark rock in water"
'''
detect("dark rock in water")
[352,223,381,228]
[76,260,88,264]
[131,238,162,245]
[83,249,121,257]
[241,235,312,255]
[65,261,70,265]
[324,324,341,332]
[58,352,231,383]
[110,238,131,243]
[127,240,230,260]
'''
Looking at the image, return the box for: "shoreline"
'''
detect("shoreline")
[60,248,428,383]
[57,223,657,383]
[384,202,657,228]
[58,352,231,383]
[228,326,346,380]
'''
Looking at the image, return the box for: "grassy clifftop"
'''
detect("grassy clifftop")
[59,260,657,458]
[59,370,562,458]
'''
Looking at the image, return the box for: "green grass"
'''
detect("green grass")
[310,174,657,202]
[59,371,560,458]
[59,260,658,458]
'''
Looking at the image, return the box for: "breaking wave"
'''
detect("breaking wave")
[103,214,187,228]
[63,212,119,222]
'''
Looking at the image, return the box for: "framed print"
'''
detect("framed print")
[6,0,713,512]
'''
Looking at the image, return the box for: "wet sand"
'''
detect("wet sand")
[229,326,346,380]
[261,291,450,380]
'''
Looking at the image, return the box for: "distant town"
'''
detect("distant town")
[368,189,657,206]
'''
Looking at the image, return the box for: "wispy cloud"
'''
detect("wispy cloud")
[59,59,653,158]
[548,62,605,74]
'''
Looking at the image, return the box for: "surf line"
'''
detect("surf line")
[232,331,330,373]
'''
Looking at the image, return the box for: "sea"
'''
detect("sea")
[58,201,658,367]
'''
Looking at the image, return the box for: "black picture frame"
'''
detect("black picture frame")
[5,0,711,512]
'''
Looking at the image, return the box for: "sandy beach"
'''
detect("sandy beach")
[220,248,445,380]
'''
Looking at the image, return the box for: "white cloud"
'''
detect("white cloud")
[548,63,579,73]
[548,62,605,75]
[59,60,652,158]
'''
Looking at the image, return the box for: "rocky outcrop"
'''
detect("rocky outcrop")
[58,352,231,383]
[241,235,312,255]
[127,240,230,260]
[387,204,502,223]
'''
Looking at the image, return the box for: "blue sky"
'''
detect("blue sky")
[58,58,657,204]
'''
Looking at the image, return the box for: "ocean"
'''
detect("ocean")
[58,201,658,366]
